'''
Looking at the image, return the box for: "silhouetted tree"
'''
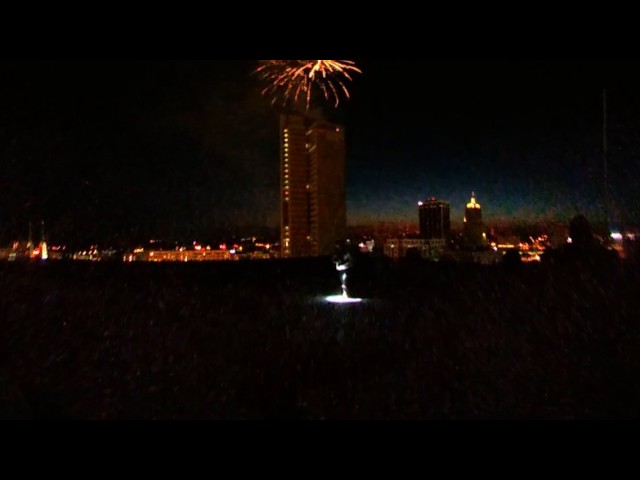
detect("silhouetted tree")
[502,249,522,269]
[569,215,595,248]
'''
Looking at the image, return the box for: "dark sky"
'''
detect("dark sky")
[2,60,640,246]
[343,61,640,227]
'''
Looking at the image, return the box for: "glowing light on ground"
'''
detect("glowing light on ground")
[325,294,363,304]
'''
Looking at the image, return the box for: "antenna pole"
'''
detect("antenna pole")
[603,88,609,233]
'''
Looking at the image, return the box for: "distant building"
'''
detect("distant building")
[385,196,450,260]
[384,238,447,259]
[124,249,233,263]
[281,112,346,258]
[419,197,451,240]
[463,192,486,249]
[40,220,48,260]
[2,221,50,261]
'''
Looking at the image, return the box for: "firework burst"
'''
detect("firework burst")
[254,60,362,110]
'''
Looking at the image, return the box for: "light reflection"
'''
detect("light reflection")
[325,294,363,304]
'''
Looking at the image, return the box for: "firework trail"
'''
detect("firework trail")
[254,60,362,110]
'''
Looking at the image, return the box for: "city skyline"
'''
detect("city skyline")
[3,61,640,246]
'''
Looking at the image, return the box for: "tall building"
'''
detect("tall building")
[463,192,485,249]
[419,197,451,240]
[280,112,346,257]
[384,197,449,260]
[40,220,48,260]
[26,221,34,257]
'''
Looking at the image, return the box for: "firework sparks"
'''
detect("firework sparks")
[254,60,362,110]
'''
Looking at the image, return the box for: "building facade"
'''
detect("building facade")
[463,192,486,249]
[419,198,451,240]
[281,112,346,257]
[124,249,233,263]
[384,238,447,259]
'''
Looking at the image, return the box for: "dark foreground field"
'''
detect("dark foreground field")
[1,254,640,419]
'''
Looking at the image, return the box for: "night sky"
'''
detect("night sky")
[2,60,640,246]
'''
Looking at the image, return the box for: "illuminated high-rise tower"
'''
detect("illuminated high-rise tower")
[280,112,346,257]
[419,197,451,240]
[40,220,48,260]
[26,221,34,257]
[463,192,485,249]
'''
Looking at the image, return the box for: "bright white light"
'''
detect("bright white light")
[567,237,573,244]
[418,201,423,206]
[325,295,363,304]
[611,232,623,241]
